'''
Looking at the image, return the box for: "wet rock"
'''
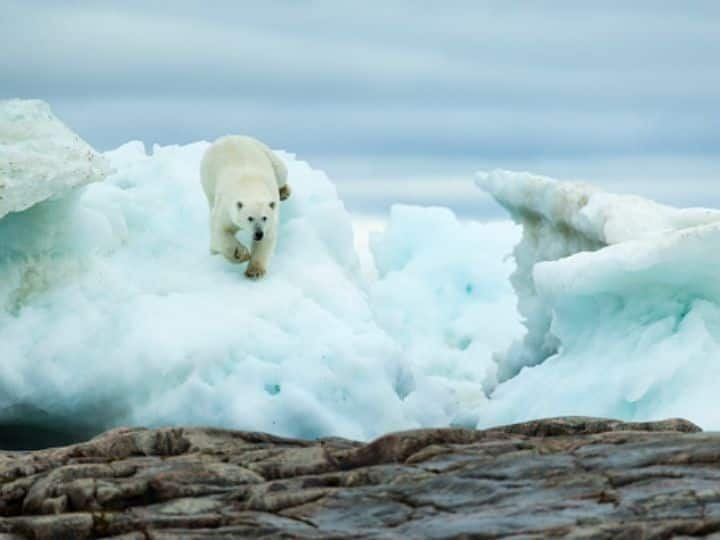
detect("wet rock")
[2,416,717,538]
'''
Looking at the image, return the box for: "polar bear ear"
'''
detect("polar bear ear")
[269,201,276,210]
[236,201,243,209]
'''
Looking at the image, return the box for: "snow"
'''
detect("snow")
[0,100,110,219]
[369,207,521,426]
[0,115,519,441]
[7,99,720,443]
[477,169,720,428]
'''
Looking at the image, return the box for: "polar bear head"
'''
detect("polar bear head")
[232,200,276,241]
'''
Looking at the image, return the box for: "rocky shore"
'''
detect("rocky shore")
[2,416,718,539]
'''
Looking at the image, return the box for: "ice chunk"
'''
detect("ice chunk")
[476,169,720,379]
[477,169,720,244]
[370,205,521,426]
[0,100,112,315]
[0,137,520,443]
[476,169,720,428]
[0,140,399,441]
[0,99,110,219]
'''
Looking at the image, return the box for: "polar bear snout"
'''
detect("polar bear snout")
[254,230,264,242]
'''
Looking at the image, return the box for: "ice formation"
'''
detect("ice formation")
[477,169,720,428]
[7,98,718,444]
[0,101,520,443]
[370,207,521,426]
[0,100,110,219]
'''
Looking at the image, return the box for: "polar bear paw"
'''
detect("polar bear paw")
[245,262,266,279]
[222,243,250,264]
[234,246,251,262]
[279,184,291,201]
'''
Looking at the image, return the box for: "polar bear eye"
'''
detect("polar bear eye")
[237,202,243,209]
[262,216,267,222]
[248,217,254,222]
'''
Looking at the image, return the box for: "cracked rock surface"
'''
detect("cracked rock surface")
[1,416,716,539]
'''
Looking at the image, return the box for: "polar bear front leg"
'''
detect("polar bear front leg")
[245,234,276,279]
[210,222,249,265]
[228,240,250,263]
[213,230,249,263]
[209,208,250,263]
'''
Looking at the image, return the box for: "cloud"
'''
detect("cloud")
[47,96,720,158]
[4,1,718,105]
[3,1,720,217]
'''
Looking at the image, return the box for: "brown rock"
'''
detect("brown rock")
[1,416,717,539]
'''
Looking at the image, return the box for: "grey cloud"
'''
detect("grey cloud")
[3,1,720,218]
[49,97,720,158]
[4,1,719,108]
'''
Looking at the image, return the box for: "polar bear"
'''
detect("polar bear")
[200,135,291,278]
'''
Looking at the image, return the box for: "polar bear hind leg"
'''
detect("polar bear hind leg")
[279,184,291,201]
[259,143,291,201]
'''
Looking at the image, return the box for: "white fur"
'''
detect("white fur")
[200,135,288,278]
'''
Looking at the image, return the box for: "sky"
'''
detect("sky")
[3,1,720,218]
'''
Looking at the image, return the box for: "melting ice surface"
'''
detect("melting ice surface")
[0,140,521,442]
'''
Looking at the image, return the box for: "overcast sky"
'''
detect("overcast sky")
[3,1,720,217]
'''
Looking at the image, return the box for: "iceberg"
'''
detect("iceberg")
[477,169,720,428]
[0,99,110,219]
[10,98,715,445]
[0,100,112,315]
[0,101,520,445]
